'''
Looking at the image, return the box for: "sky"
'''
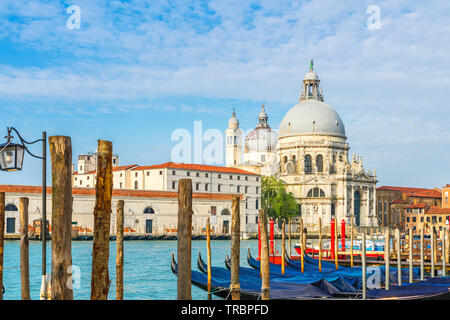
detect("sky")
[0,0,449,189]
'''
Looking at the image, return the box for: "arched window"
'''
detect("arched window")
[5,204,18,211]
[143,207,155,214]
[304,155,312,173]
[316,155,323,172]
[221,209,230,216]
[307,188,325,198]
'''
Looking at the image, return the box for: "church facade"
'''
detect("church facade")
[226,62,378,229]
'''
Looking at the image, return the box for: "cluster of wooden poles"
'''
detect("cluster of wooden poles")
[0,137,127,300]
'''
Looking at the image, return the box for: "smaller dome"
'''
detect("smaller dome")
[228,109,239,129]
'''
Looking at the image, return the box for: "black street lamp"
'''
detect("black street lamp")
[0,127,48,299]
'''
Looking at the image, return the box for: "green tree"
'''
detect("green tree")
[261,176,299,220]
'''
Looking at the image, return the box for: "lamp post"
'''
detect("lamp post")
[0,127,47,299]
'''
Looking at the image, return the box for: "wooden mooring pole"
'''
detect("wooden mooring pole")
[318,217,322,272]
[206,217,212,300]
[334,219,338,270]
[177,179,192,300]
[420,227,424,281]
[259,209,270,300]
[281,219,285,275]
[385,228,390,290]
[288,218,291,258]
[49,136,73,300]
[396,228,402,286]
[300,218,304,273]
[431,227,435,278]
[20,197,30,300]
[362,229,367,300]
[442,228,446,277]
[350,216,354,268]
[409,229,413,283]
[116,200,124,300]
[231,196,240,300]
[0,192,4,300]
[91,140,113,300]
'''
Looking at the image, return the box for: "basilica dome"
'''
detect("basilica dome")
[278,100,346,138]
[278,63,346,138]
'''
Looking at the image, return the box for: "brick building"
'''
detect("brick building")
[376,186,442,230]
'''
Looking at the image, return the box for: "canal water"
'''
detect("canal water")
[1,240,258,300]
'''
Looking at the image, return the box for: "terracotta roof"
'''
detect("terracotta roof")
[132,162,259,176]
[377,186,441,198]
[0,185,242,200]
[405,203,429,209]
[390,199,409,204]
[73,164,138,175]
[426,206,450,215]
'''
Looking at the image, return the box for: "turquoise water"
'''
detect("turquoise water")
[1,240,258,300]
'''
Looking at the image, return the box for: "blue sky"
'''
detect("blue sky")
[0,0,449,189]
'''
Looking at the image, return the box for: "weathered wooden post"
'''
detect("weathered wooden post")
[0,192,4,300]
[116,200,124,300]
[431,227,435,278]
[91,140,113,300]
[231,196,240,300]
[350,216,354,268]
[446,227,450,266]
[442,229,446,277]
[420,227,424,281]
[177,179,192,300]
[409,229,413,283]
[395,228,402,286]
[281,218,285,274]
[20,197,30,300]
[49,136,73,300]
[300,218,304,273]
[362,228,367,300]
[385,228,390,290]
[259,209,270,300]
[334,218,338,270]
[318,217,322,272]
[302,227,307,262]
[288,218,292,258]
[206,217,212,300]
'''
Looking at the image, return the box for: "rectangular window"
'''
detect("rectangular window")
[421,217,424,222]
[256,177,259,182]
[159,171,163,175]
[205,183,209,191]
[256,187,259,194]
[211,206,217,215]
[172,181,176,189]
[230,175,233,180]
[80,180,82,185]
[205,173,209,178]
[412,217,416,222]
[406,217,410,223]
[255,216,259,224]
[196,183,200,191]
[187,172,190,176]
[135,172,138,177]
[172,170,176,175]
[146,172,150,176]
[256,199,259,210]
[445,191,449,203]
[196,173,200,177]
[237,176,240,180]
[120,182,122,189]
[245,176,248,181]
[237,186,240,193]
[218,185,222,192]
[245,186,249,193]
[218,174,222,179]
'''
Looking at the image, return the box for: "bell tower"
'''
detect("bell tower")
[225,109,242,167]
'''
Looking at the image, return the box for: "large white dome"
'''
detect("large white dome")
[278,100,346,138]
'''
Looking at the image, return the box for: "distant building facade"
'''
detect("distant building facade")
[72,160,261,233]
[0,185,246,236]
[377,186,443,231]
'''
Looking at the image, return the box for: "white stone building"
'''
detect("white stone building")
[0,185,246,236]
[73,161,261,233]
